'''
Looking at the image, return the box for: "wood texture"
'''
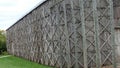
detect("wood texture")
[6,0,116,68]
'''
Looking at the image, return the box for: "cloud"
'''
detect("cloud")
[0,0,45,30]
[0,19,16,30]
[0,0,17,6]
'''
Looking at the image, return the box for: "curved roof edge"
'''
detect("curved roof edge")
[6,0,48,31]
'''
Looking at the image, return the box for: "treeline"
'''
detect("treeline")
[0,30,7,54]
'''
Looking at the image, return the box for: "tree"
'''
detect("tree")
[0,30,6,54]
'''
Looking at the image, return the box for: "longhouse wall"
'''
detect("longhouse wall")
[7,0,117,68]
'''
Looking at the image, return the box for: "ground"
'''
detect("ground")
[0,55,52,68]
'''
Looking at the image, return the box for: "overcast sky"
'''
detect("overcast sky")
[0,0,45,30]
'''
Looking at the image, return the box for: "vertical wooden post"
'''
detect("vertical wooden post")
[70,0,79,68]
[79,0,88,68]
[63,1,71,68]
[92,0,101,68]
[109,0,117,68]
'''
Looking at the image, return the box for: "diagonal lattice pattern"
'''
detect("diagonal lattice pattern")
[6,0,116,68]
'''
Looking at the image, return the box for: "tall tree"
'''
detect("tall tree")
[0,30,6,54]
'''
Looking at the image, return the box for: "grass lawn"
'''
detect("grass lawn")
[0,55,53,68]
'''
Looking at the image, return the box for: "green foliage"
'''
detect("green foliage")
[0,30,7,54]
[1,51,9,55]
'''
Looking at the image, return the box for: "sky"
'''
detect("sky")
[0,0,45,30]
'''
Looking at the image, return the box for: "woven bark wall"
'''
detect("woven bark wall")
[6,0,116,68]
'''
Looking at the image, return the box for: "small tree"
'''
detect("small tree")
[0,30,6,54]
